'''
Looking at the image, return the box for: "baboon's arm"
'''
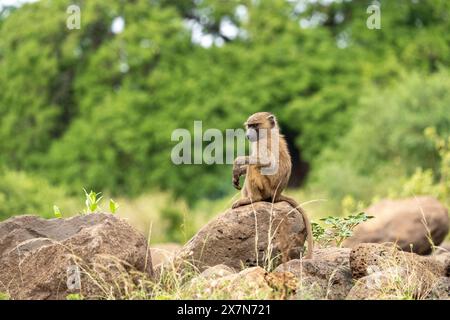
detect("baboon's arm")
[232,155,271,190]
[234,155,271,168]
[232,163,247,190]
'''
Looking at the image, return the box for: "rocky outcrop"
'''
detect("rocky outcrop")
[178,201,308,270]
[428,277,450,300]
[347,243,448,300]
[344,196,449,255]
[274,247,353,299]
[198,264,236,280]
[346,266,405,300]
[0,214,152,300]
[349,243,447,280]
[186,266,297,299]
[435,242,450,255]
[346,267,449,300]
[347,243,450,300]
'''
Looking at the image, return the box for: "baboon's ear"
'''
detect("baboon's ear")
[267,114,276,127]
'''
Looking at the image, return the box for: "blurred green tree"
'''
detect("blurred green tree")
[1,0,449,205]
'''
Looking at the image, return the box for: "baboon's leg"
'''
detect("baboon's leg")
[275,194,313,259]
[232,196,262,209]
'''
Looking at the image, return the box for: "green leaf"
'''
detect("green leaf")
[53,205,62,219]
[0,292,10,300]
[66,293,83,300]
[109,199,119,214]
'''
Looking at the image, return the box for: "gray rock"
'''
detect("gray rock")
[428,277,450,300]
[346,266,447,300]
[199,264,236,280]
[178,201,308,270]
[350,243,446,280]
[274,247,353,300]
[0,214,152,300]
[344,196,449,255]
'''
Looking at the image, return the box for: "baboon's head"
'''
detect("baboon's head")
[244,112,278,142]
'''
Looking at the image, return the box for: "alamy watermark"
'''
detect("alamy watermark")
[367,2,381,30]
[65,3,380,32]
[66,5,80,30]
[171,121,280,175]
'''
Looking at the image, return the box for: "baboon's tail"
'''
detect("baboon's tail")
[276,195,314,259]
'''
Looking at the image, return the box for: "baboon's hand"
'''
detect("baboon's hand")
[232,157,247,190]
[232,166,242,190]
[233,175,241,190]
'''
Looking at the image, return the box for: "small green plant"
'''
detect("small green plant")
[54,189,119,217]
[0,292,10,300]
[53,205,62,219]
[82,189,120,214]
[109,199,119,214]
[84,189,103,214]
[66,293,83,300]
[312,212,374,247]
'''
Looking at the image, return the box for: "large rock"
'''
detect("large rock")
[432,252,450,277]
[435,241,450,255]
[347,243,449,300]
[178,201,308,270]
[346,267,449,300]
[350,243,447,280]
[344,196,449,255]
[0,214,152,300]
[185,266,297,299]
[274,247,353,300]
[346,266,406,300]
[428,277,450,300]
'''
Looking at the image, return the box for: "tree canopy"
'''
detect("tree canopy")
[1,0,449,204]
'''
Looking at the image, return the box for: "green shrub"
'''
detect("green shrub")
[312,212,374,247]
[312,71,450,203]
[0,168,78,221]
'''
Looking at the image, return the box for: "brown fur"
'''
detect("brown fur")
[232,112,314,259]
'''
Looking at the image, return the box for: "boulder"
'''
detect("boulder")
[178,201,308,270]
[428,277,450,300]
[349,243,446,280]
[346,267,447,300]
[435,241,450,255]
[199,264,236,280]
[217,267,274,299]
[0,214,152,300]
[348,244,450,300]
[344,196,449,255]
[433,252,450,277]
[274,247,353,300]
[185,266,297,300]
[346,267,406,300]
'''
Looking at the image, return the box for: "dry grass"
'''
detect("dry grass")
[9,189,443,300]
[355,250,442,300]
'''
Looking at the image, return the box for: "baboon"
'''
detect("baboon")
[231,112,313,259]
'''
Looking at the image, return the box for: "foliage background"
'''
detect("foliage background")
[0,0,449,242]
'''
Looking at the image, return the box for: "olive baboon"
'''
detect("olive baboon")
[232,112,313,259]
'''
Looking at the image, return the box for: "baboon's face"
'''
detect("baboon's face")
[244,112,276,142]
